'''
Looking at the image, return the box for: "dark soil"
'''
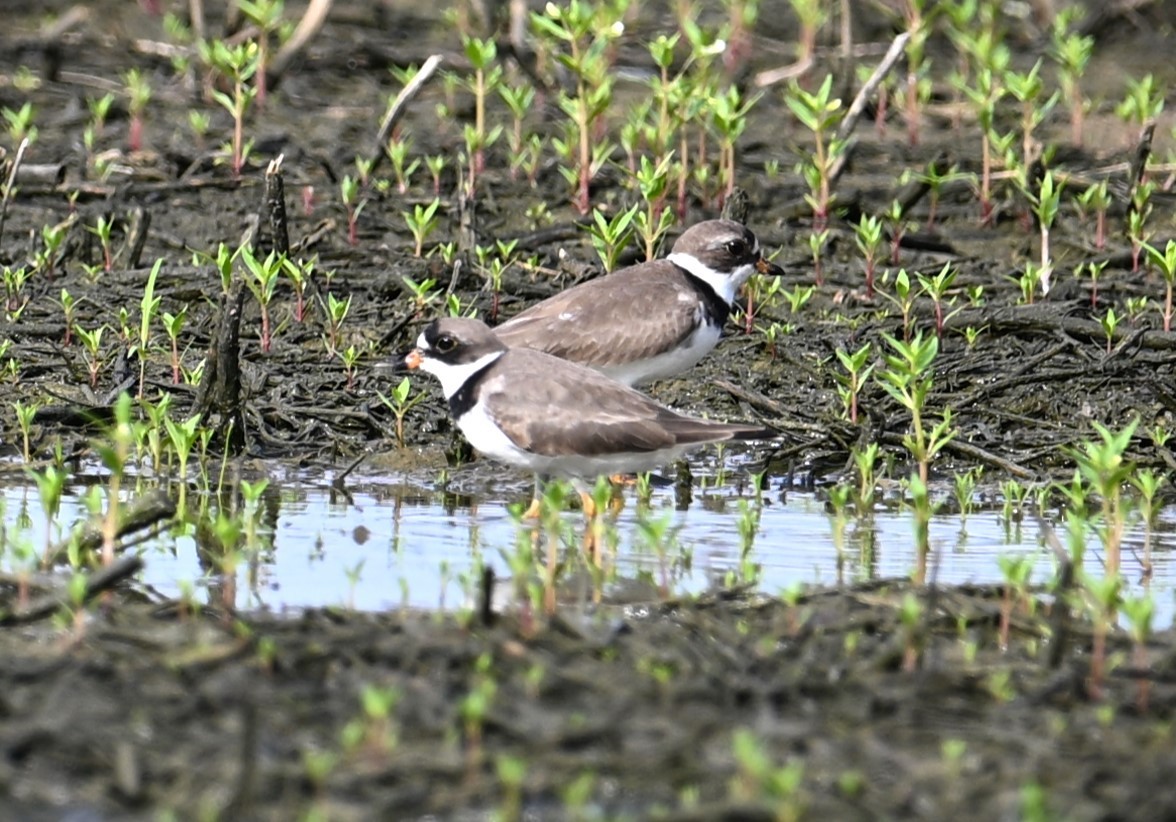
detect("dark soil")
[2,0,1176,818]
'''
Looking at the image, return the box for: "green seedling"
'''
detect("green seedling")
[460,654,497,774]
[165,412,201,485]
[880,269,919,340]
[13,400,39,463]
[730,728,805,812]
[36,220,69,279]
[631,153,676,261]
[852,442,880,514]
[135,258,163,396]
[338,344,361,390]
[1116,73,1164,129]
[586,205,637,272]
[1012,262,1044,306]
[710,85,759,204]
[953,65,1006,225]
[96,393,136,566]
[899,0,932,146]
[756,321,792,359]
[3,101,37,144]
[808,228,828,285]
[55,288,79,346]
[75,324,107,388]
[782,284,814,314]
[461,35,503,188]
[1067,419,1137,578]
[788,0,826,64]
[201,40,260,176]
[532,0,625,214]
[340,174,365,246]
[1131,468,1163,577]
[1145,239,1176,332]
[240,247,282,352]
[1122,592,1155,712]
[854,214,884,299]
[1075,180,1110,251]
[385,135,420,194]
[139,393,172,470]
[1127,182,1154,273]
[835,342,874,425]
[1026,171,1063,297]
[281,256,315,322]
[916,263,959,338]
[1004,59,1058,168]
[899,589,923,671]
[996,554,1033,651]
[878,331,955,487]
[122,68,152,152]
[914,162,966,230]
[1050,8,1094,145]
[499,83,535,181]
[495,755,526,821]
[87,214,115,271]
[741,273,783,335]
[188,109,211,143]
[379,377,427,449]
[160,306,187,383]
[1085,571,1122,700]
[237,0,285,106]
[4,264,31,319]
[425,153,447,194]
[1076,259,1108,309]
[1099,307,1118,354]
[403,198,441,258]
[786,74,845,230]
[322,292,351,354]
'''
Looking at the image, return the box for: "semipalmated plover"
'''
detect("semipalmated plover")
[494,219,784,386]
[405,318,773,507]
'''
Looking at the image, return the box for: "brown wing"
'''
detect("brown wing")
[482,350,766,457]
[494,267,703,367]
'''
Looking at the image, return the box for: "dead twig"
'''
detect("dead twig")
[2,555,144,625]
[0,137,30,255]
[836,31,911,143]
[369,54,444,173]
[267,0,333,90]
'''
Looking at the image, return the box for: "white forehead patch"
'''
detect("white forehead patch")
[416,331,428,349]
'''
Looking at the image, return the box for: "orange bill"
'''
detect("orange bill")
[755,257,785,276]
[405,349,423,369]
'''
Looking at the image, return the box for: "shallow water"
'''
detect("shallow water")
[3,454,1174,624]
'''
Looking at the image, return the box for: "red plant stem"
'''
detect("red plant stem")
[1095,210,1106,250]
[1166,282,1173,332]
[260,307,271,353]
[980,133,993,226]
[129,115,143,152]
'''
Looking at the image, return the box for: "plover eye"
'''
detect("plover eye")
[435,334,458,353]
[724,239,748,257]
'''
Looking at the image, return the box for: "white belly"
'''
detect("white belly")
[602,321,722,386]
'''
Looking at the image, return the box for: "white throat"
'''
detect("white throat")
[667,252,754,305]
[419,350,503,399]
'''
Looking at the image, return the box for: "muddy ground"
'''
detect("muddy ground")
[3,0,1176,818]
